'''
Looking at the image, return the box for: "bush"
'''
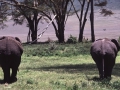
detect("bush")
[112,81,120,90]
[66,35,77,44]
[23,42,91,57]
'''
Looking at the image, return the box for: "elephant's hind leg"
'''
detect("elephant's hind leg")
[10,68,18,83]
[104,56,115,78]
[10,56,21,83]
[96,59,104,79]
[92,54,104,79]
[2,66,10,83]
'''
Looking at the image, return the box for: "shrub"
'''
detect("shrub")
[66,35,77,44]
[112,81,120,90]
[23,42,91,57]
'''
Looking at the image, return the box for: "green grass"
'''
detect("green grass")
[0,42,120,90]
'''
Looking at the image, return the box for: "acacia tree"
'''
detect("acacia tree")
[0,0,49,43]
[1,0,72,43]
[95,0,113,16]
[24,0,113,43]
[44,0,71,43]
[0,2,9,29]
[13,0,47,43]
[70,0,113,42]
[70,0,90,42]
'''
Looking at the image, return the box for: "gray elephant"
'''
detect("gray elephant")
[0,36,23,84]
[90,38,120,79]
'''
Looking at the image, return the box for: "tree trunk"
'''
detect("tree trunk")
[78,19,87,42]
[31,29,37,43]
[58,23,65,43]
[26,11,38,44]
[78,0,90,42]
[27,28,31,42]
[90,0,95,42]
[29,20,38,44]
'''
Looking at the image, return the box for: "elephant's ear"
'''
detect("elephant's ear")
[15,37,22,43]
[111,39,120,51]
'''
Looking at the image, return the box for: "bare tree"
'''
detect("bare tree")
[70,0,90,42]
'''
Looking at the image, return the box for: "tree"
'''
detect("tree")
[1,0,73,43]
[0,0,48,43]
[12,0,46,43]
[90,0,114,42]
[0,2,9,29]
[90,0,95,42]
[44,0,71,43]
[70,0,90,42]
[95,0,114,16]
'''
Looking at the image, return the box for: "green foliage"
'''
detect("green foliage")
[23,42,91,57]
[111,81,120,90]
[73,82,79,90]
[11,0,48,25]
[66,35,78,44]
[27,79,34,84]
[0,3,9,29]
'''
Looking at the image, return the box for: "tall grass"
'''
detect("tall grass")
[0,42,120,90]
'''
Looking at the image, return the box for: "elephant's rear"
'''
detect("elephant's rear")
[0,36,23,68]
[90,38,119,79]
[0,36,23,56]
[0,36,23,83]
[90,39,117,59]
[90,40,104,59]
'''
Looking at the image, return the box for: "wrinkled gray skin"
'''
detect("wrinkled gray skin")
[0,36,23,83]
[90,38,120,79]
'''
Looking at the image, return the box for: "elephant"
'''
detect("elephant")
[90,38,120,79]
[0,36,23,84]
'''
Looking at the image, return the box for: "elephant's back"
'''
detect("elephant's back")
[103,40,118,56]
[90,39,117,56]
[0,36,23,56]
[91,40,103,53]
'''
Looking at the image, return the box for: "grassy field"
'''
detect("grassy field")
[0,42,120,90]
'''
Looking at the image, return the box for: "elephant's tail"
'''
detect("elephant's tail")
[102,55,105,78]
[101,39,105,78]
